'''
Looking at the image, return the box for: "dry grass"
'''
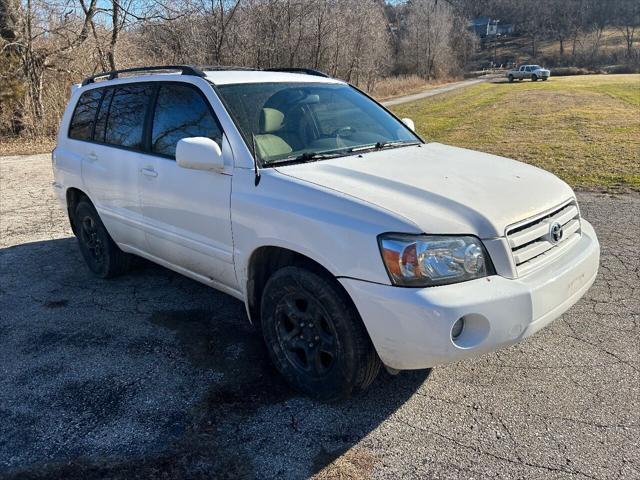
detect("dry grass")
[0,136,56,156]
[390,74,640,192]
[372,75,455,100]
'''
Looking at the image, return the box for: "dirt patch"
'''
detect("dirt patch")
[312,447,379,480]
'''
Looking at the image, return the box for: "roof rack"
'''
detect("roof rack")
[264,68,330,78]
[81,65,206,86]
[199,65,260,72]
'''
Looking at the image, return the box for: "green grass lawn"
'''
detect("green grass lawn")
[390,74,640,192]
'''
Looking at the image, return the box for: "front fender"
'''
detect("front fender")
[230,167,420,296]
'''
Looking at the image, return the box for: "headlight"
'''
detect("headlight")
[378,234,493,287]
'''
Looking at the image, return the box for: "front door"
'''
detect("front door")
[138,82,237,291]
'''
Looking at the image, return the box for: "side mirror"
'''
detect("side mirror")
[401,118,415,132]
[176,137,224,172]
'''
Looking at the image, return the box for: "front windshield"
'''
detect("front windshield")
[216,82,420,165]
[530,65,542,70]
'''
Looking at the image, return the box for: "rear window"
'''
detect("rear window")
[68,89,102,141]
[104,84,154,150]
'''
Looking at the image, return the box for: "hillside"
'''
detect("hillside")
[471,28,637,70]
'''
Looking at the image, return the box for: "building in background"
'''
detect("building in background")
[469,17,514,38]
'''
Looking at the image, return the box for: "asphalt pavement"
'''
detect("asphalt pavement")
[0,154,638,479]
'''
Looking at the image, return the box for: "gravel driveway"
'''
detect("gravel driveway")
[1,154,638,479]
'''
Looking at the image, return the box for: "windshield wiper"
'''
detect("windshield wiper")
[349,140,420,153]
[264,140,421,167]
[264,151,343,167]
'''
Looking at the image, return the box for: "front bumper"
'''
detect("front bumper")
[340,220,599,370]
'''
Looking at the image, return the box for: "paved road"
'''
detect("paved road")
[381,78,487,107]
[1,154,638,479]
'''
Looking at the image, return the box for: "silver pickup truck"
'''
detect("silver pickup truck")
[506,65,551,82]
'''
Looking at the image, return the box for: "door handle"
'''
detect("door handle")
[87,152,98,162]
[140,167,158,178]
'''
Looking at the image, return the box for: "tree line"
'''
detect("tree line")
[0,0,637,138]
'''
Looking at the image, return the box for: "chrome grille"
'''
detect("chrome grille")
[506,201,581,277]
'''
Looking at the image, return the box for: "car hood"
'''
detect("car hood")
[275,143,574,238]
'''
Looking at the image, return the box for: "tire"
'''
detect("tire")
[542,77,548,81]
[508,75,514,83]
[532,74,538,82]
[260,266,381,401]
[74,199,131,278]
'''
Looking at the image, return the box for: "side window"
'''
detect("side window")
[93,88,114,144]
[68,89,102,141]
[104,84,154,150]
[151,83,222,158]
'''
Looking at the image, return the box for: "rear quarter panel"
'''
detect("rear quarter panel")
[52,87,85,208]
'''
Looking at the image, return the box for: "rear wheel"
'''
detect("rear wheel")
[74,199,131,278]
[261,266,381,401]
[508,74,514,83]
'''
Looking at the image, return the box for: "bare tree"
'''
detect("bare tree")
[613,0,639,58]
[0,0,98,134]
[403,0,456,80]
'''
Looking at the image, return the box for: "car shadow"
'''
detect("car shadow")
[0,237,430,479]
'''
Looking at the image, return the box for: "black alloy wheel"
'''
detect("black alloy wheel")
[275,291,338,377]
[261,266,381,401]
[74,199,131,278]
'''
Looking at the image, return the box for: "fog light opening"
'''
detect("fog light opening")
[451,317,465,340]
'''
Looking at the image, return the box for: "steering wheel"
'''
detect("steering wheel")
[331,126,355,138]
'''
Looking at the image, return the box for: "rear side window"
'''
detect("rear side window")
[104,84,154,150]
[69,89,102,141]
[151,84,222,158]
[93,88,114,144]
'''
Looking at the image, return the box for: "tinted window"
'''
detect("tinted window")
[69,89,102,141]
[151,84,222,157]
[93,88,114,144]
[104,84,154,149]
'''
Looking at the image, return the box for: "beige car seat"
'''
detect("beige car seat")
[254,108,293,159]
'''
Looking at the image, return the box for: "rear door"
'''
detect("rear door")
[79,83,154,248]
[138,81,237,290]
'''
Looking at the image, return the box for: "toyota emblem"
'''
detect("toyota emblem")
[549,222,563,244]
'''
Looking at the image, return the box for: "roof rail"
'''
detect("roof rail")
[199,65,259,72]
[81,65,206,86]
[264,68,330,78]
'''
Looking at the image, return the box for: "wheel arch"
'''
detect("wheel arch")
[245,245,356,327]
[65,187,91,236]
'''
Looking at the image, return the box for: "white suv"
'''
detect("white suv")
[53,66,599,400]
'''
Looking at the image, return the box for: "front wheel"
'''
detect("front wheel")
[542,77,548,81]
[261,266,381,401]
[74,199,132,278]
[532,74,538,82]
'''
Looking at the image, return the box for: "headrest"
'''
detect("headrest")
[260,108,285,133]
